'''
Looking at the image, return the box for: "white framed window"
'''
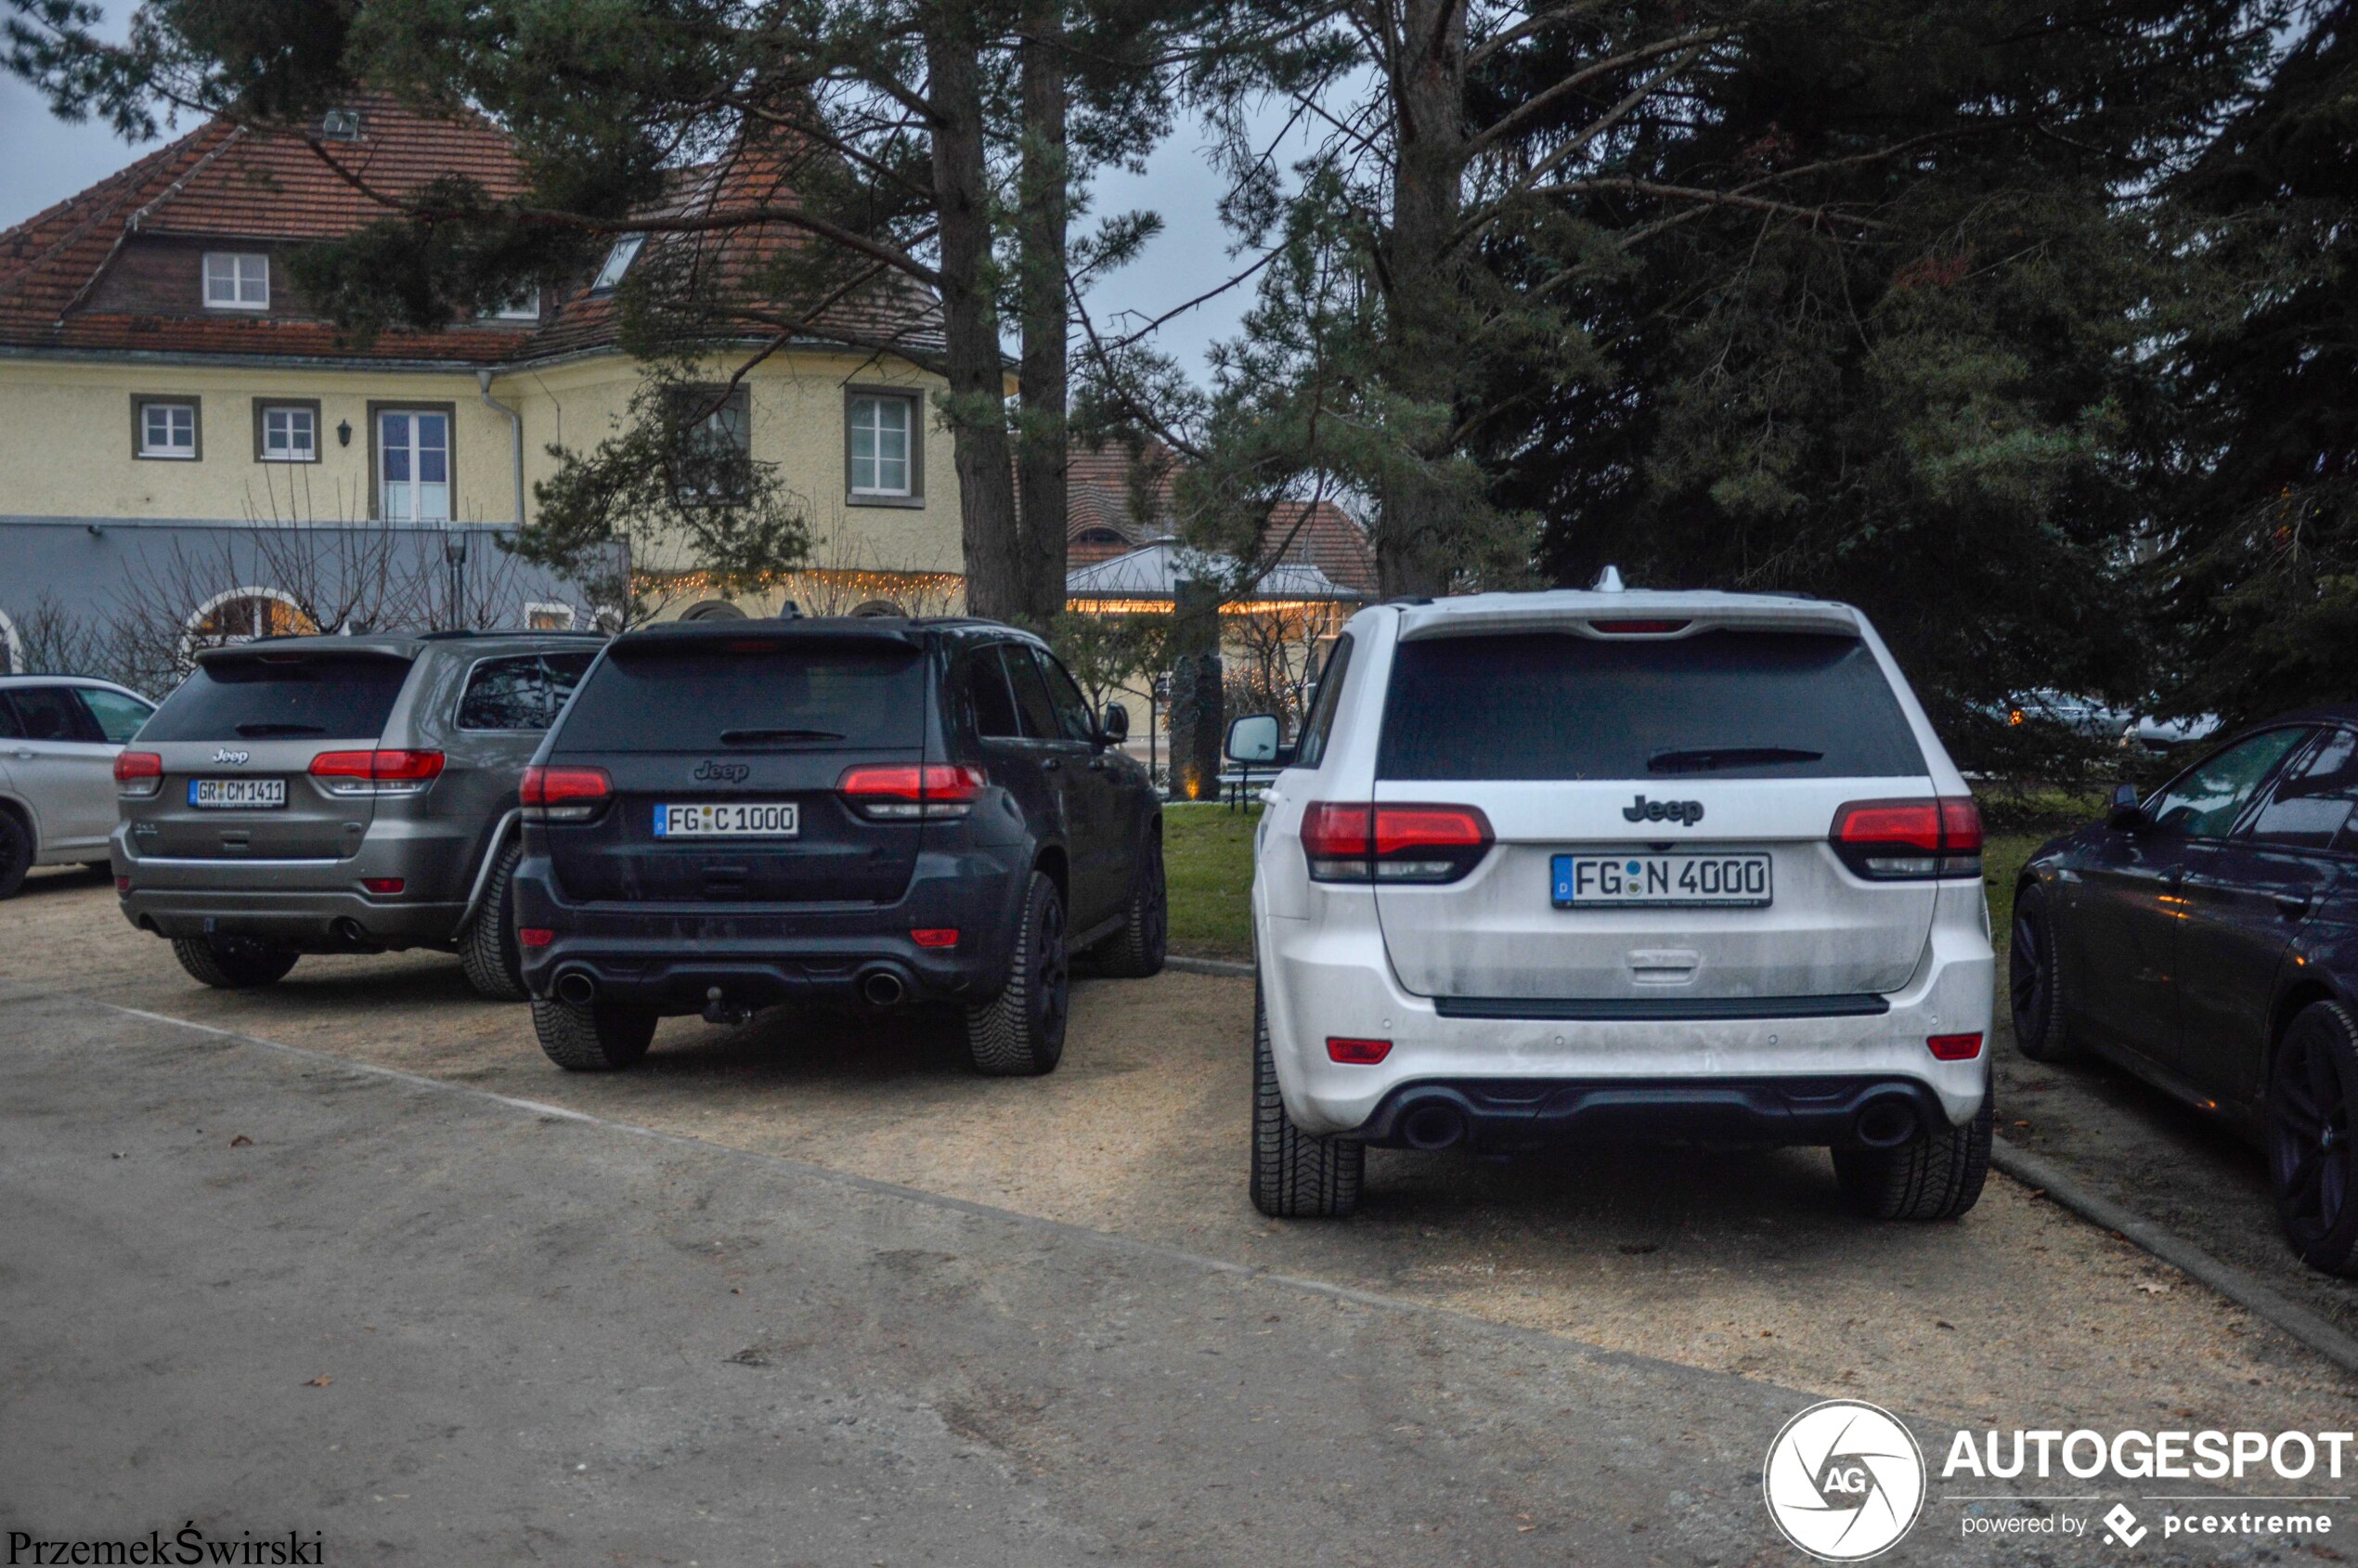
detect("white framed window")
[202,252,269,310]
[377,408,452,522]
[488,288,542,321]
[590,235,643,292]
[847,393,915,498]
[257,403,317,462]
[525,602,576,630]
[320,108,363,140]
[135,397,200,460]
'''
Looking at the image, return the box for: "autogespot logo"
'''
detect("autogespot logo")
[1764,1399,1927,1562]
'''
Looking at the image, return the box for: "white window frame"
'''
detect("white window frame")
[524,601,577,630]
[376,408,453,524]
[0,608,19,675]
[202,252,270,311]
[590,236,644,292]
[258,403,317,463]
[136,398,200,460]
[848,393,915,498]
[487,287,542,322]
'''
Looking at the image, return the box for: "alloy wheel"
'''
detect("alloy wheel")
[2272,1022,2354,1249]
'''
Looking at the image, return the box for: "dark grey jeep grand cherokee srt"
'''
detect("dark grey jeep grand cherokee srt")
[511,616,1166,1075]
[111,630,605,997]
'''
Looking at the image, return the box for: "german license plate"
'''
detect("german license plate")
[654,801,799,838]
[188,777,287,810]
[1553,853,1772,908]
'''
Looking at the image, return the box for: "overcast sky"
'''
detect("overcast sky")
[0,52,1266,382]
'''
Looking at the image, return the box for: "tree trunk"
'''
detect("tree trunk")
[926,24,1024,621]
[1015,0,1071,627]
[1378,0,1471,598]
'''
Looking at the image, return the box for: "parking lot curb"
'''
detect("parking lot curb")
[1991,1136,2358,1378]
[1164,954,1254,978]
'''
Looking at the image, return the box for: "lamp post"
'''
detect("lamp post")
[444,527,469,630]
[1148,674,1171,797]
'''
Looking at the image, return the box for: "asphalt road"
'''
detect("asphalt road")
[1,984,1835,1566]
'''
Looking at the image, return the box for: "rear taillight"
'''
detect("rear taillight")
[113,750,162,797]
[517,927,554,949]
[520,764,612,823]
[360,877,406,895]
[838,763,987,821]
[310,749,446,797]
[1302,802,1493,884]
[1830,797,1982,880]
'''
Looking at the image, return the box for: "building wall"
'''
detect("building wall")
[501,350,962,580]
[0,348,964,577]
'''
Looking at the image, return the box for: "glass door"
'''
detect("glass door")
[379,410,450,522]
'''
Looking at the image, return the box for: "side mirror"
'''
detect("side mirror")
[1100,703,1129,745]
[2107,782,2147,832]
[1226,712,1281,764]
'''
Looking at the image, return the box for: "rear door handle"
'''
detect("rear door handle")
[1042,757,1061,772]
[2276,893,2313,919]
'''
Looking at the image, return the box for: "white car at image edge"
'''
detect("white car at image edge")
[1237,579,1995,1221]
[0,675,159,899]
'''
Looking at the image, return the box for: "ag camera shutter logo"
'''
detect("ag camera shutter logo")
[1763,1399,1926,1561]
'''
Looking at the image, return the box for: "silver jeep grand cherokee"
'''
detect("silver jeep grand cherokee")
[110,630,604,997]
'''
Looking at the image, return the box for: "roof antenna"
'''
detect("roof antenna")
[1592,564,1626,592]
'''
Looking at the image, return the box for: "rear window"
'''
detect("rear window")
[139,655,413,743]
[555,642,926,751]
[1377,630,1925,781]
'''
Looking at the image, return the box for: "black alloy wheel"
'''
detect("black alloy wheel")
[2268,1002,2358,1275]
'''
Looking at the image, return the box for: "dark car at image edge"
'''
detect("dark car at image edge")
[2011,706,2358,1274]
[510,616,1166,1074]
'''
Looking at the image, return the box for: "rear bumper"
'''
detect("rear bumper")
[1256,892,1994,1139]
[110,819,479,951]
[510,846,1029,1015]
[1357,1075,1952,1152]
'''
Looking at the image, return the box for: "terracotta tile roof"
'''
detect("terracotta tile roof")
[1058,440,1378,595]
[0,93,941,366]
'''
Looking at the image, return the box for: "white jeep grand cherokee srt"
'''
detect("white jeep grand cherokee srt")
[1239,582,1994,1222]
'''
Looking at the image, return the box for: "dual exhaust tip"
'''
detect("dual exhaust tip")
[549,965,911,1011]
[1385,1089,1924,1153]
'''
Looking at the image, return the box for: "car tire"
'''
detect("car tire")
[531,996,658,1071]
[458,840,529,1002]
[2266,1000,2358,1276]
[2009,883,2077,1062]
[1250,984,1363,1218]
[965,871,1069,1076]
[1094,834,1167,978]
[0,810,30,900]
[1833,1095,1992,1221]
[170,934,300,990]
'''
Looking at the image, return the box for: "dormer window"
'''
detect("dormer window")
[320,108,363,140]
[487,288,542,322]
[590,235,643,293]
[202,252,269,310]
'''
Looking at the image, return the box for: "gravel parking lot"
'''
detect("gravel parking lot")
[6,863,2352,1445]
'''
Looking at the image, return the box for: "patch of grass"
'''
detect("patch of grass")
[1162,802,1261,961]
[1983,829,2051,949]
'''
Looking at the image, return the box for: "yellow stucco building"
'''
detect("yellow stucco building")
[0,94,964,664]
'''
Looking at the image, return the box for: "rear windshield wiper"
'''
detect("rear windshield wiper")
[233,722,328,737]
[1647,745,1824,774]
[719,728,846,746]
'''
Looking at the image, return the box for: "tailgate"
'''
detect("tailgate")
[126,652,413,861]
[544,636,929,905]
[1369,627,1940,1003]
